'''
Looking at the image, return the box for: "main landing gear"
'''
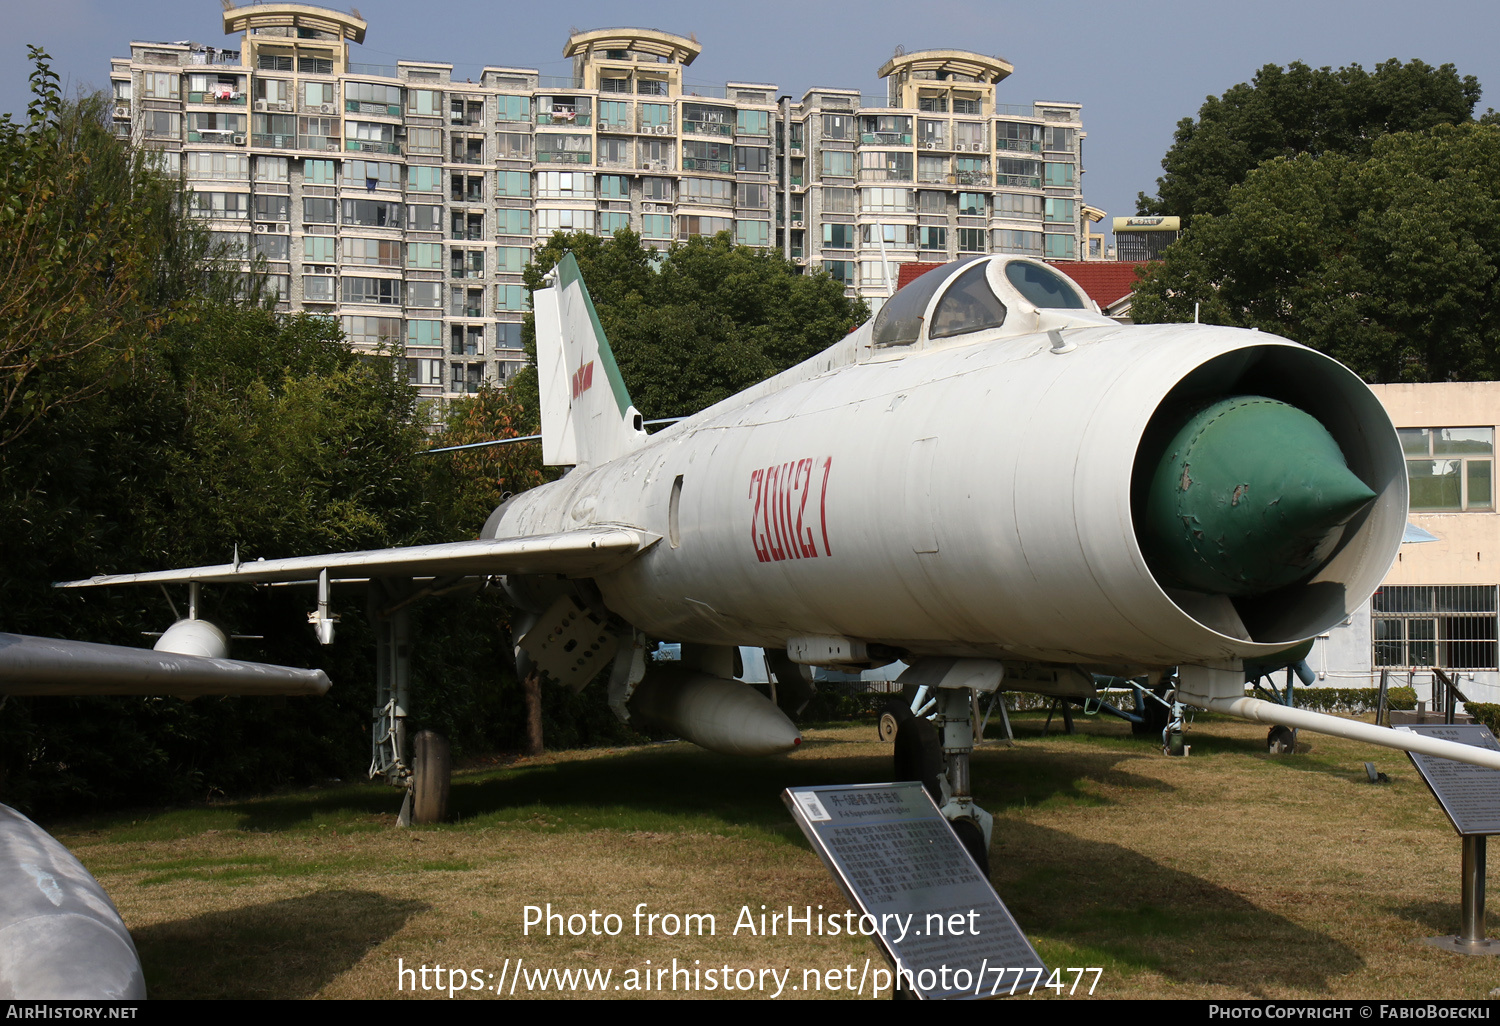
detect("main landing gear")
[885,685,992,877]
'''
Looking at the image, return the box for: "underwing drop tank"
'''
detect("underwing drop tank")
[628,668,802,756]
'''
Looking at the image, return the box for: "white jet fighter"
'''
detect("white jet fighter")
[55,253,1494,857]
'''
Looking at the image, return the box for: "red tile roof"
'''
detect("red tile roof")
[1047,262,1153,308]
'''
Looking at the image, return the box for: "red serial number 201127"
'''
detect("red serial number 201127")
[749,457,833,563]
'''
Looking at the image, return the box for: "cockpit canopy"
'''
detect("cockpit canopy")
[870,255,1102,350]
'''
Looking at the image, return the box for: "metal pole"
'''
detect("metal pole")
[1461,835,1487,945]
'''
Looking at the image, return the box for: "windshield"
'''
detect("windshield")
[1004,261,1086,309]
[870,257,980,347]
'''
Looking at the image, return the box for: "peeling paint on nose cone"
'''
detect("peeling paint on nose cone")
[0,804,146,999]
[1140,396,1378,597]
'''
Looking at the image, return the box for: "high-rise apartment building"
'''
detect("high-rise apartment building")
[108,4,1090,407]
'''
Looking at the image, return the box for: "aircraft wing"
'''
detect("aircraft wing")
[54,527,658,589]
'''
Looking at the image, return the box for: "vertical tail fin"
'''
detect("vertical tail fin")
[535,253,648,467]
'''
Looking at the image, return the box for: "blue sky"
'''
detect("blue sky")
[7,0,1500,242]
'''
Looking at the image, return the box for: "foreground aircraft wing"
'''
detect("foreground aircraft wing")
[55,527,658,589]
[0,633,330,697]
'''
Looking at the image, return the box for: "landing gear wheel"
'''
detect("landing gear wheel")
[1267,725,1297,754]
[411,730,451,825]
[1165,727,1186,758]
[878,711,901,742]
[950,818,990,877]
[893,715,943,804]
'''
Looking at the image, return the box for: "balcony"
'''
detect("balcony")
[187,91,245,105]
[345,139,402,155]
[860,132,912,146]
[537,151,591,164]
[536,109,591,127]
[996,138,1042,153]
[681,157,732,173]
[859,168,914,183]
[682,119,732,137]
[346,100,402,117]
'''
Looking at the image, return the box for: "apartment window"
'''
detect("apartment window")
[188,112,246,137]
[1046,126,1075,152]
[682,139,731,172]
[859,115,912,145]
[253,194,289,221]
[450,248,484,278]
[304,159,337,185]
[992,229,1043,256]
[536,208,592,232]
[406,89,441,116]
[639,139,674,170]
[958,228,987,253]
[496,171,530,197]
[344,237,402,267]
[189,192,248,219]
[496,95,531,122]
[342,276,402,305]
[1374,586,1498,670]
[682,178,733,204]
[952,97,982,116]
[497,208,531,235]
[347,82,401,109]
[736,220,769,247]
[953,121,986,150]
[538,171,593,198]
[599,138,629,166]
[821,115,850,140]
[918,190,947,214]
[640,103,671,129]
[599,175,629,199]
[679,215,732,238]
[302,275,335,301]
[254,156,289,182]
[957,193,986,216]
[407,165,443,193]
[859,151,912,181]
[408,205,443,232]
[143,72,180,99]
[408,358,443,387]
[823,260,855,285]
[406,243,443,269]
[495,322,522,350]
[407,320,442,348]
[257,55,293,73]
[498,133,531,159]
[995,192,1043,219]
[920,226,947,251]
[738,183,768,209]
[450,363,484,394]
[143,111,181,139]
[736,110,769,136]
[451,287,485,317]
[308,196,346,232]
[601,78,630,95]
[1402,428,1495,511]
[996,121,1043,153]
[997,158,1043,189]
[298,56,334,76]
[496,284,527,310]
[860,188,915,213]
[451,133,484,164]
[451,323,483,356]
[822,223,856,248]
[348,160,401,190]
[1044,234,1077,259]
[820,151,854,177]
[409,127,443,155]
[496,247,527,274]
[254,233,289,260]
[860,224,916,247]
[450,211,484,240]
[406,281,443,308]
[298,116,338,150]
[598,100,630,130]
[343,316,402,347]
[303,81,336,108]
[643,177,673,201]
[536,133,591,164]
[642,214,673,239]
[186,152,249,179]
[637,78,668,97]
[599,212,630,234]
[304,237,336,264]
[822,188,856,214]
[1045,162,1076,188]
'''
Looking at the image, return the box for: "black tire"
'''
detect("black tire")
[1267,725,1297,754]
[411,730,451,825]
[950,818,990,877]
[893,715,943,803]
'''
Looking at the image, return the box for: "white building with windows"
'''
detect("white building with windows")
[1313,382,1500,705]
[107,5,1091,412]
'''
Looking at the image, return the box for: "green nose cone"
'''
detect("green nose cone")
[1140,396,1377,597]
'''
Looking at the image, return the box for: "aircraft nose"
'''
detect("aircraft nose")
[1138,396,1377,597]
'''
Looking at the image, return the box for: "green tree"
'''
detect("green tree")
[1132,123,1500,383]
[517,229,869,421]
[1138,59,1483,226]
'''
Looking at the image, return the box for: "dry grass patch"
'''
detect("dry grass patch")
[44,712,1500,999]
